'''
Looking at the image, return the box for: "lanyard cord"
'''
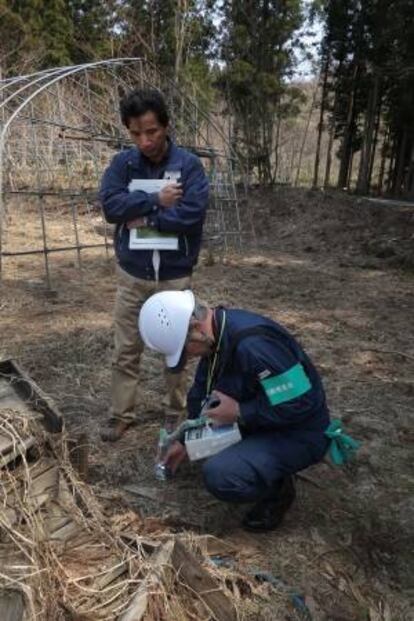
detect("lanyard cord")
[206,310,227,396]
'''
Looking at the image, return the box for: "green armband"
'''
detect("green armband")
[260,363,311,406]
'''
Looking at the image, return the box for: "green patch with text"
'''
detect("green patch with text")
[260,363,311,405]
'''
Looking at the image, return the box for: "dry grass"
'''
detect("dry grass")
[0,409,147,619]
[0,410,269,620]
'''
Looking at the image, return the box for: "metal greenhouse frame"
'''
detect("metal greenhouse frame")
[0,58,248,287]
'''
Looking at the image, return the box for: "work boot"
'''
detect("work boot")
[100,418,133,442]
[242,475,296,532]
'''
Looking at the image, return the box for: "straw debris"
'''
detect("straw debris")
[0,410,241,620]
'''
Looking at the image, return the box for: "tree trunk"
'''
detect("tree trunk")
[273,105,282,182]
[313,52,330,188]
[262,110,273,185]
[337,63,359,189]
[288,129,296,184]
[386,137,396,194]
[174,0,189,83]
[407,140,414,198]
[356,73,380,194]
[347,149,355,189]
[377,128,388,196]
[323,60,342,189]
[295,84,317,187]
[393,130,408,196]
[324,124,334,188]
[368,94,382,191]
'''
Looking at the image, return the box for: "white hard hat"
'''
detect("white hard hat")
[138,290,195,367]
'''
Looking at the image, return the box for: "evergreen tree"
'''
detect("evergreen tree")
[0,1,26,75]
[4,0,46,70]
[67,0,113,64]
[319,0,414,196]
[41,0,74,67]
[2,0,112,72]
[217,0,305,184]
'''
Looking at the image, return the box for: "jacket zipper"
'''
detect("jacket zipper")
[184,235,189,256]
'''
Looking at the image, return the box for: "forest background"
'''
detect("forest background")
[1,0,414,195]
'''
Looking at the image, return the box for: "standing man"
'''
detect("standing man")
[100,89,209,441]
[138,291,330,531]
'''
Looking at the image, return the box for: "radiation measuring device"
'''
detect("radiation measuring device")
[154,396,241,480]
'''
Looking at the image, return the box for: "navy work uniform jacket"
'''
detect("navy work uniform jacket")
[187,308,331,503]
[99,140,209,281]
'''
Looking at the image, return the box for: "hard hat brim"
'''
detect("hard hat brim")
[165,289,195,367]
[166,349,184,368]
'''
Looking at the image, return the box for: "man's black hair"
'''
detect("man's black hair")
[120,88,169,128]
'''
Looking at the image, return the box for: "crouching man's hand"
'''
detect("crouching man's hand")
[206,390,240,427]
[163,441,188,475]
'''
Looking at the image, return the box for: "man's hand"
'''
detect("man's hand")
[206,390,240,427]
[163,441,188,474]
[126,216,146,230]
[158,183,183,208]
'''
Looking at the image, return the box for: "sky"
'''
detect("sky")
[292,12,324,81]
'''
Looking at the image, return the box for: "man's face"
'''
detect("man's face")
[127,111,168,162]
[185,338,211,359]
[184,321,214,359]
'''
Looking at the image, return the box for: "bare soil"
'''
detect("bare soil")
[1,187,413,620]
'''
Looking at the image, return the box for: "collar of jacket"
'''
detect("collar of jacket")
[212,306,229,359]
[212,306,223,342]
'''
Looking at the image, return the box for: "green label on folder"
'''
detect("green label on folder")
[134,227,177,240]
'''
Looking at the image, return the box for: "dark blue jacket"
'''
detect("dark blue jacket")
[99,141,209,280]
[188,308,330,435]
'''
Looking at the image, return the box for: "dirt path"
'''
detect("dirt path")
[1,188,413,619]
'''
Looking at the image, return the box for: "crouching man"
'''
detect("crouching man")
[139,291,330,532]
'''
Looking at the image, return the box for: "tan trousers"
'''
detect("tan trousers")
[111,265,191,421]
